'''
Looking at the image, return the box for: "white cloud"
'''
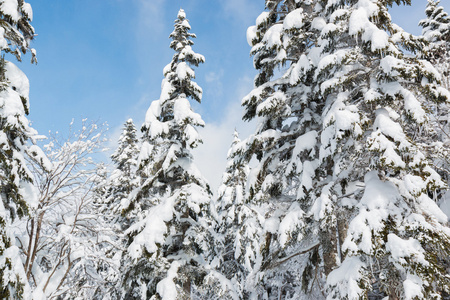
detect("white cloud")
[205,70,223,83]
[204,69,224,98]
[193,76,255,194]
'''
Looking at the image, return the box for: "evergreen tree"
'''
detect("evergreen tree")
[95,119,140,299]
[209,131,250,298]
[0,1,38,298]
[240,1,324,298]
[418,1,450,183]
[419,0,450,89]
[107,119,140,227]
[120,9,213,299]
[241,0,450,299]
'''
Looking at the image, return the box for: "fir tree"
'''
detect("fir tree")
[241,0,450,299]
[418,1,450,181]
[0,1,38,298]
[120,9,213,300]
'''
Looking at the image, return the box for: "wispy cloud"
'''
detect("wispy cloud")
[204,69,224,98]
[193,76,255,193]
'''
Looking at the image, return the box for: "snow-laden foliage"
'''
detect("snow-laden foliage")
[0,1,40,298]
[209,131,250,299]
[419,1,450,192]
[238,0,450,299]
[120,9,213,300]
[419,0,450,89]
[105,119,140,228]
[239,1,324,298]
[16,120,112,299]
[94,119,140,299]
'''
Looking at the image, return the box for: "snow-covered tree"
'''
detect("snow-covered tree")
[93,119,140,300]
[419,0,450,89]
[0,1,39,298]
[207,131,250,299]
[106,119,140,227]
[241,0,450,299]
[240,1,324,298]
[418,1,450,186]
[120,9,213,299]
[18,120,112,299]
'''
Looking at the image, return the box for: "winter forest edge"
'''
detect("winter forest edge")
[1,0,450,299]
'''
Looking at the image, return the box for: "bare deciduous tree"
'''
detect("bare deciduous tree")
[16,120,115,299]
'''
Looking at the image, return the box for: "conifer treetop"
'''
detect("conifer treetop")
[419,0,450,44]
[111,119,139,172]
[121,9,211,299]
[141,9,206,154]
[0,0,36,63]
[161,8,205,104]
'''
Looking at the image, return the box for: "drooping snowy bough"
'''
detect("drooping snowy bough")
[120,9,213,300]
[240,0,450,299]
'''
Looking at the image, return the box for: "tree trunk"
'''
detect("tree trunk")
[337,211,349,262]
[24,218,35,278]
[27,212,44,279]
[389,288,399,300]
[183,280,191,299]
[321,225,338,275]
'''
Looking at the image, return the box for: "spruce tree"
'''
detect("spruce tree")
[241,0,450,299]
[419,0,450,89]
[209,131,250,298]
[107,119,140,227]
[241,1,324,298]
[95,119,140,299]
[120,9,213,299]
[419,1,450,204]
[0,1,38,298]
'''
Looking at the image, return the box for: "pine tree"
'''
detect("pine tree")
[120,9,213,299]
[0,1,38,298]
[241,0,450,299]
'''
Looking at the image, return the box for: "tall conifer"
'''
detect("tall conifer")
[210,131,250,298]
[241,0,450,299]
[108,119,140,226]
[120,9,213,299]
[0,1,38,298]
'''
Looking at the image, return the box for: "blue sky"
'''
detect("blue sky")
[17,0,449,191]
[20,0,262,132]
